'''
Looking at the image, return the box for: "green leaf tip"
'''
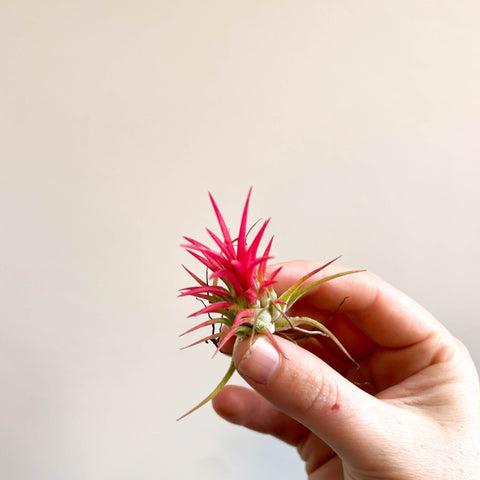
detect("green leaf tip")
[176,360,236,421]
[280,268,365,309]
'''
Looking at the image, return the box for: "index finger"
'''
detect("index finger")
[271,260,446,348]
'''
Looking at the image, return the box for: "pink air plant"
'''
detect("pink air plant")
[178,188,362,419]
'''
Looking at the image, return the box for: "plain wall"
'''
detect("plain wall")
[1,1,479,479]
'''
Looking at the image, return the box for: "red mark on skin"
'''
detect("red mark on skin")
[331,403,340,411]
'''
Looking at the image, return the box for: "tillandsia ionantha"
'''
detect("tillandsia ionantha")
[178,188,362,420]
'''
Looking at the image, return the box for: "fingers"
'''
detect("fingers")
[271,260,445,348]
[212,385,307,446]
[212,385,338,471]
[232,335,401,463]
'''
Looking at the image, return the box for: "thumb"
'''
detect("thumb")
[233,335,403,463]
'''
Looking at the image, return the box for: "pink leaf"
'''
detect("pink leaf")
[209,192,236,258]
[246,218,270,261]
[188,301,233,318]
[263,328,285,356]
[181,265,207,286]
[236,187,252,262]
[178,285,231,298]
[206,228,234,260]
[179,318,219,337]
[181,332,222,350]
[212,326,240,357]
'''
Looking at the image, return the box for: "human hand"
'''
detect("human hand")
[212,261,480,479]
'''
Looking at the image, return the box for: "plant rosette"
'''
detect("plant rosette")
[178,188,362,420]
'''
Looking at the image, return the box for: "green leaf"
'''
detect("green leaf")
[287,316,358,366]
[278,258,341,306]
[284,270,364,309]
[176,359,236,421]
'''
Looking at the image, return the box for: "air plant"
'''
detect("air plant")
[178,188,361,420]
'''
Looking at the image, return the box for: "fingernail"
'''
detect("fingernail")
[237,337,280,384]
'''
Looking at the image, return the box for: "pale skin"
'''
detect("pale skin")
[212,261,480,479]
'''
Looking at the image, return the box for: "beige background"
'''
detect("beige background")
[1,1,479,479]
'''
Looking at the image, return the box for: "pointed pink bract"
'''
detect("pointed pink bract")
[181,189,279,360]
